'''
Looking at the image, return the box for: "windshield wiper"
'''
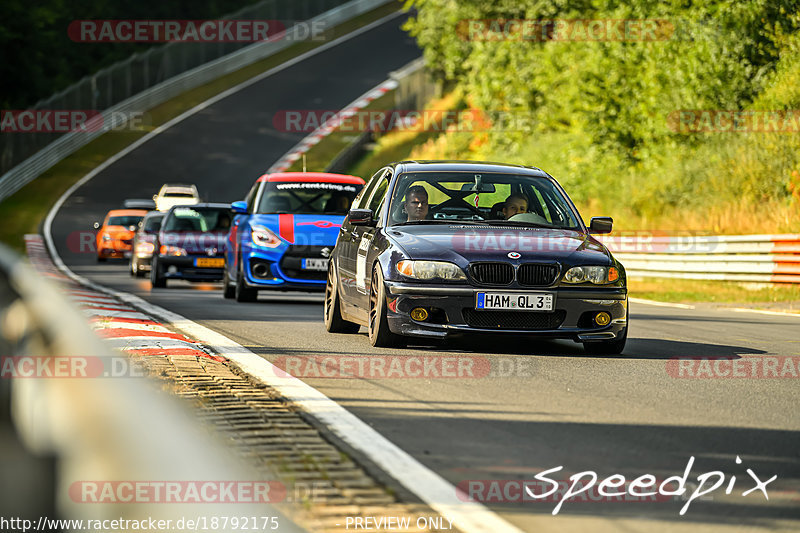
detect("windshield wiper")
[393,220,451,226]
[394,219,490,226]
[482,219,560,229]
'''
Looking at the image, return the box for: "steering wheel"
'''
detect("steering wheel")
[429,202,486,220]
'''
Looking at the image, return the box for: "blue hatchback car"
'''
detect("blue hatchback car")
[224,172,365,301]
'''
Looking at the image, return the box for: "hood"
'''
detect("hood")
[103,226,135,236]
[385,224,612,265]
[249,214,343,247]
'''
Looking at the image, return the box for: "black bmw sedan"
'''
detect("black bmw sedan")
[324,161,628,354]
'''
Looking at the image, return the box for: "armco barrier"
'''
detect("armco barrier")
[0,0,394,203]
[0,242,303,531]
[600,233,800,283]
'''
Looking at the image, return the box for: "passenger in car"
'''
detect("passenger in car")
[502,194,528,219]
[404,186,429,221]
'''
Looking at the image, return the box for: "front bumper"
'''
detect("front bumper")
[157,255,225,281]
[241,249,329,292]
[98,240,133,258]
[384,282,627,340]
[133,253,153,270]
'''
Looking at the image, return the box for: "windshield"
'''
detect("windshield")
[107,215,143,227]
[163,191,197,198]
[388,172,580,229]
[255,181,362,214]
[163,207,232,232]
[142,214,163,233]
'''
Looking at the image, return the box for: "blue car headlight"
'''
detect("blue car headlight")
[251,225,283,248]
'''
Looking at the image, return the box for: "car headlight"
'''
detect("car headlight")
[251,225,282,248]
[102,234,112,241]
[159,245,186,257]
[135,241,154,255]
[396,260,466,281]
[562,265,620,284]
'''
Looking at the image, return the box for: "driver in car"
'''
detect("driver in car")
[502,194,528,219]
[404,185,430,221]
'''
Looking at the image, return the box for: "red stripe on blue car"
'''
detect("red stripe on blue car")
[278,214,295,243]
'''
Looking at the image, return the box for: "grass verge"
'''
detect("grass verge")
[0,1,402,253]
[629,277,800,310]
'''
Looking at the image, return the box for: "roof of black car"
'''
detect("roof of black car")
[168,203,230,210]
[393,160,549,177]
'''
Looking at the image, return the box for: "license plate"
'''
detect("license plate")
[476,292,554,311]
[195,257,224,268]
[302,258,329,271]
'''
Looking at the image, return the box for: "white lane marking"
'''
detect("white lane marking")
[629,297,696,310]
[104,337,200,350]
[80,309,151,320]
[731,308,800,318]
[77,302,136,310]
[92,322,173,333]
[40,12,524,532]
[68,293,117,299]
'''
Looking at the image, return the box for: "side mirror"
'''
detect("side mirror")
[93,222,100,229]
[589,217,613,234]
[348,208,375,226]
[231,200,248,214]
[152,194,158,201]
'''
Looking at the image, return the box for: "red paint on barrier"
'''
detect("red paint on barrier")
[124,348,226,362]
[94,328,194,342]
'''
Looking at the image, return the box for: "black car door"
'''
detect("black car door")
[352,171,391,311]
[338,169,384,302]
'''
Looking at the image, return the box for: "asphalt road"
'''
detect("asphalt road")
[48,13,800,533]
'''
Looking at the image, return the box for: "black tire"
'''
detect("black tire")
[223,273,236,299]
[235,262,257,302]
[97,255,107,263]
[129,260,136,276]
[150,258,166,288]
[368,265,404,347]
[583,310,628,355]
[324,262,360,334]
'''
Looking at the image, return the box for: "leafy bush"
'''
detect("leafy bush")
[402,0,800,232]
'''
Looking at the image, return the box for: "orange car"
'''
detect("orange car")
[94,209,147,262]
